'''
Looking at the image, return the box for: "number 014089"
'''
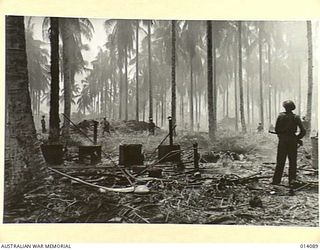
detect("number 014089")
[300,244,319,248]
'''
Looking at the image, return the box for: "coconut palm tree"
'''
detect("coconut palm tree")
[306,20,313,137]
[171,20,177,126]
[42,17,94,138]
[238,21,247,133]
[207,20,214,140]
[48,17,61,143]
[258,21,265,130]
[5,15,45,194]
[182,21,202,131]
[105,19,135,120]
[25,17,50,117]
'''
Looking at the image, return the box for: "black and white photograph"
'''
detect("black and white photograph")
[4,15,319,227]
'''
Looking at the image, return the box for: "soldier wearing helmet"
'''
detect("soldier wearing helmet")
[272,100,306,187]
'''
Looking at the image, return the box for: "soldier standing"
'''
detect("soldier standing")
[41,115,46,133]
[148,117,155,135]
[257,122,264,133]
[272,100,306,187]
[102,117,110,135]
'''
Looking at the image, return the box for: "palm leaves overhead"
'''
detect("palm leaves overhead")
[25,17,50,116]
[25,18,315,134]
[104,19,135,120]
[42,17,94,138]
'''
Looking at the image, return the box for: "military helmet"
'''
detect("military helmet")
[282,100,296,111]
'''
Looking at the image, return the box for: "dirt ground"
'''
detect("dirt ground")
[4,122,319,226]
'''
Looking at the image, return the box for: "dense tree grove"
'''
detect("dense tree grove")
[19,18,320,135]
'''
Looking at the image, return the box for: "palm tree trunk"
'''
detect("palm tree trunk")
[238,21,246,133]
[61,19,72,139]
[199,91,201,125]
[234,45,238,131]
[125,47,128,121]
[226,73,229,117]
[306,20,313,137]
[207,21,214,140]
[5,15,46,194]
[148,21,153,120]
[258,22,264,129]
[190,57,194,131]
[268,41,272,126]
[181,92,184,127]
[213,23,218,136]
[298,63,301,116]
[171,20,176,126]
[135,20,139,121]
[118,65,123,120]
[49,17,60,142]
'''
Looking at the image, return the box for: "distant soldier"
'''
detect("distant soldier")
[148,117,155,135]
[271,100,306,187]
[102,117,110,135]
[257,122,264,133]
[41,115,46,133]
[301,116,309,133]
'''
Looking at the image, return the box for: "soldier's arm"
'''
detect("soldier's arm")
[275,115,281,134]
[296,116,306,139]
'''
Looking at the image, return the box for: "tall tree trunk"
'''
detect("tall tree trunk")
[258,22,264,129]
[125,47,128,121]
[298,63,301,116]
[49,17,60,142]
[60,19,72,139]
[190,57,194,131]
[238,21,246,133]
[5,15,46,195]
[207,21,214,140]
[234,45,238,131]
[226,73,229,117]
[181,93,184,127]
[199,91,201,126]
[274,83,277,121]
[212,22,218,136]
[246,50,250,126]
[268,41,272,126]
[118,65,123,120]
[148,21,153,120]
[306,20,313,137]
[171,20,176,126]
[135,20,139,121]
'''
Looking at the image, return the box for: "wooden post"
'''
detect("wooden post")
[193,142,199,169]
[168,116,173,146]
[93,121,98,145]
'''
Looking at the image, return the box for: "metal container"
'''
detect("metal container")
[119,144,144,166]
[41,144,64,165]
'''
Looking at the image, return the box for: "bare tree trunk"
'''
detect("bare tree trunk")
[5,15,46,195]
[234,46,238,131]
[61,19,72,139]
[306,20,313,137]
[268,41,272,126]
[207,21,215,140]
[238,21,246,133]
[125,47,128,121]
[298,63,301,116]
[148,21,153,120]
[171,20,176,126]
[49,17,60,142]
[136,20,139,121]
[258,22,264,129]
[190,58,194,131]
[118,66,123,120]
[212,22,218,136]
